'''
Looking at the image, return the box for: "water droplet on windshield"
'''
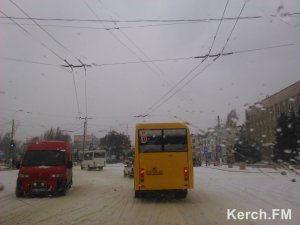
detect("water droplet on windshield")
[284,149,292,154]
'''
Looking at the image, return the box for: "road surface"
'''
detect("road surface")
[0,164,299,225]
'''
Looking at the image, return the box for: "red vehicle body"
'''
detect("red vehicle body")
[16,141,73,197]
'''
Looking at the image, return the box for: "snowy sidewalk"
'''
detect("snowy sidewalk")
[203,164,283,174]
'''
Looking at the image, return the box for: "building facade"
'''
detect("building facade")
[245,81,300,158]
[191,133,203,162]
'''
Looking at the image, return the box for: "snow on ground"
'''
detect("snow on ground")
[0,164,299,225]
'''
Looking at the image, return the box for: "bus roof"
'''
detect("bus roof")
[136,122,189,130]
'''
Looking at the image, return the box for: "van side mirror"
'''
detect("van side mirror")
[16,162,21,169]
[67,161,73,168]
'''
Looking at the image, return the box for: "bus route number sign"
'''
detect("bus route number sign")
[141,136,148,144]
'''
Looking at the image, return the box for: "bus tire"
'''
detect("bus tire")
[134,191,141,198]
[176,190,187,199]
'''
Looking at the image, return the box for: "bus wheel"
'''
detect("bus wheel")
[134,191,141,198]
[175,190,187,199]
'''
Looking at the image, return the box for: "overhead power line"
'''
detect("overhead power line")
[83,44,294,68]
[140,0,231,116]
[231,43,295,54]
[9,0,69,52]
[0,9,65,62]
[77,59,89,117]
[220,0,247,54]
[0,56,58,67]
[207,0,230,55]
[62,59,92,118]
[0,13,299,23]
[83,1,169,82]
[6,0,92,122]
[141,0,248,115]
[96,0,190,91]
[8,0,90,67]
[148,57,218,114]
[0,43,293,68]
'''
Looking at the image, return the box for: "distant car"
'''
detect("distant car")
[81,150,106,170]
[123,160,134,177]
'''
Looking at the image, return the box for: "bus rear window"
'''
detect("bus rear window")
[139,130,162,152]
[139,129,187,152]
[164,129,187,152]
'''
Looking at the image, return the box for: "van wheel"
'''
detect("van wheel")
[15,181,24,198]
[56,180,68,196]
[60,188,67,196]
[88,165,91,170]
[81,166,83,170]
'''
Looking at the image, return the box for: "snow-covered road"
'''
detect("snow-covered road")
[0,165,299,225]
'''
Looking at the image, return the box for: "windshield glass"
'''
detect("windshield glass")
[94,152,105,158]
[1,0,300,223]
[22,150,65,166]
[139,129,187,152]
[84,152,93,160]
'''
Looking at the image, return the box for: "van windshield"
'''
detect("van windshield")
[22,150,65,166]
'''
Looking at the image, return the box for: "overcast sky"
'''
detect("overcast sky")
[1,0,300,143]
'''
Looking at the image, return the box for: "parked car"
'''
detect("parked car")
[123,160,134,177]
[15,141,73,197]
[81,150,106,170]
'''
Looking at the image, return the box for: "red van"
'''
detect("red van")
[16,141,73,197]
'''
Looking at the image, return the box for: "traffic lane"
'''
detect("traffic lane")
[1,165,299,225]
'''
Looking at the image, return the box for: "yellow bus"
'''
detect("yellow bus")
[134,123,193,198]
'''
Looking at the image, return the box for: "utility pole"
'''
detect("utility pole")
[10,119,15,146]
[62,59,92,159]
[216,115,222,166]
[8,109,23,167]
[83,118,87,153]
[8,119,15,168]
[79,116,93,157]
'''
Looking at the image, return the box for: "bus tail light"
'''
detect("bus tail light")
[140,168,145,182]
[184,167,189,181]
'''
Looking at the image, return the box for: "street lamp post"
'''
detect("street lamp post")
[8,109,23,167]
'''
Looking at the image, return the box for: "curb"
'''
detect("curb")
[203,166,280,174]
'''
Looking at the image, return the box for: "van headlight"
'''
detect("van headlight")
[50,174,64,178]
[18,173,30,178]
